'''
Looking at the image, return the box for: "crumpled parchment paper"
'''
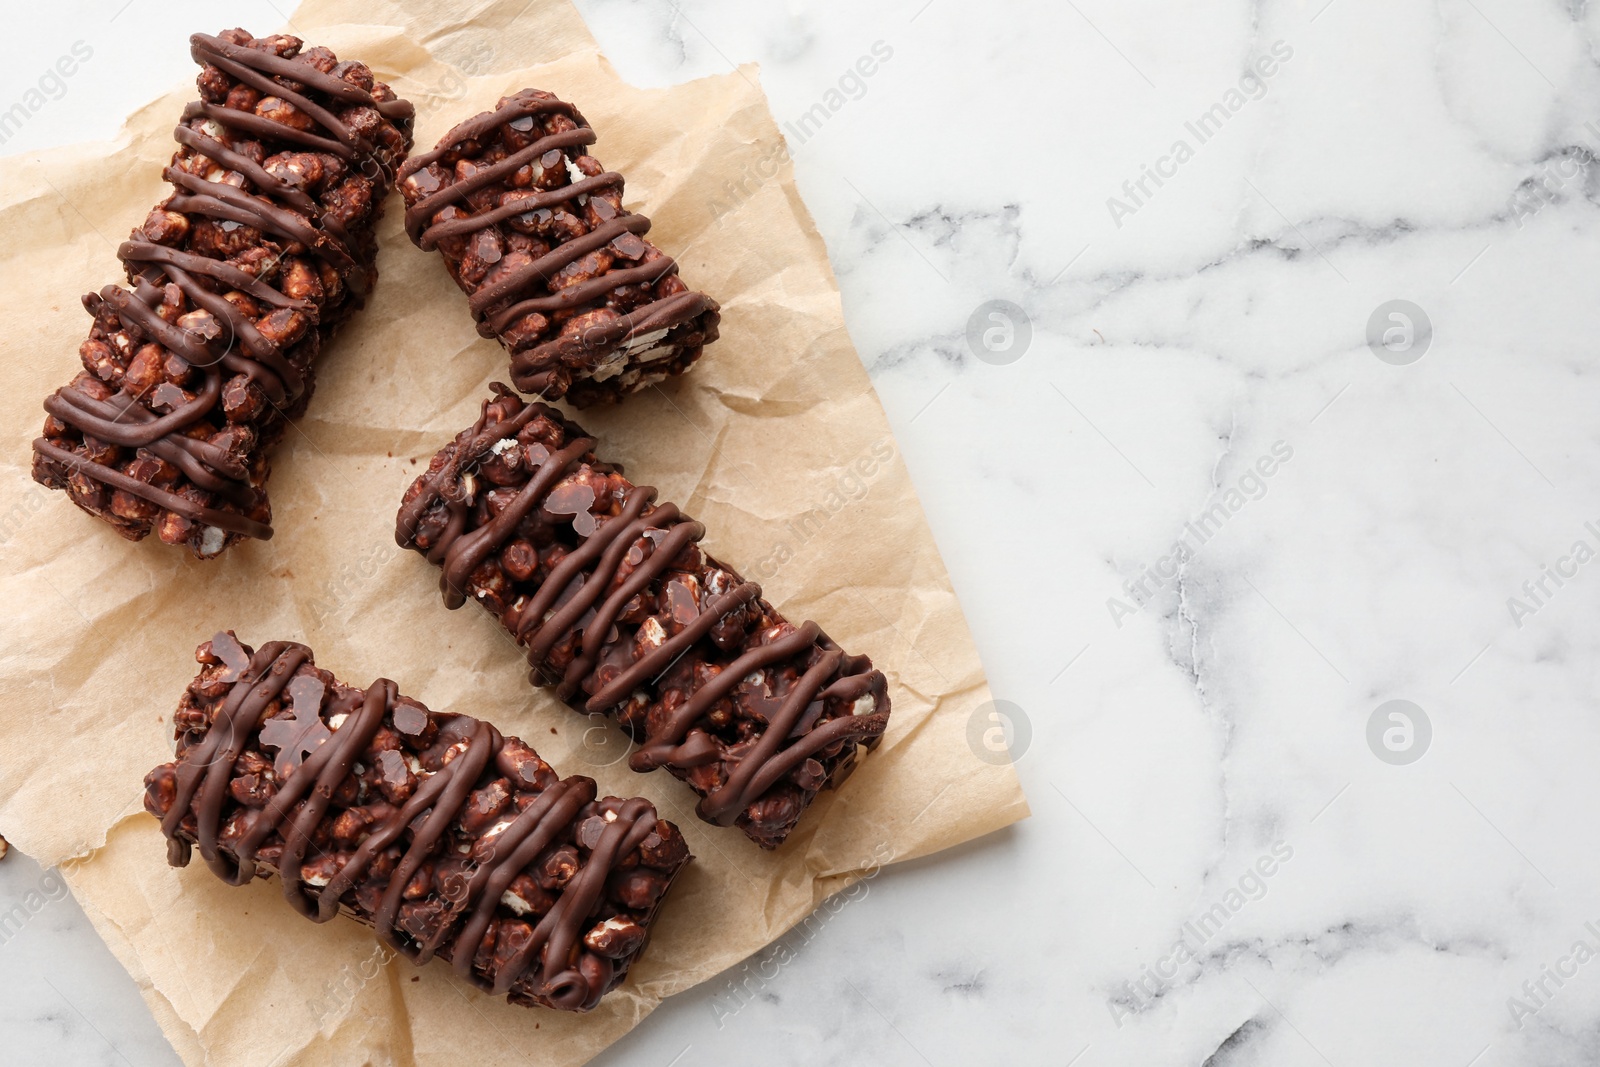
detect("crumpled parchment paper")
[0,1,1029,1063]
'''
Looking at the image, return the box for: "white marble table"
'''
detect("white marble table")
[8,0,1599,1063]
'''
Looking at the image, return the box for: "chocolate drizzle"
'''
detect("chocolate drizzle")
[397,387,891,846]
[155,632,677,1012]
[397,89,718,402]
[31,31,413,554]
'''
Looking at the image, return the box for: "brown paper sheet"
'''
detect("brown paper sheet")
[0,1,1029,1063]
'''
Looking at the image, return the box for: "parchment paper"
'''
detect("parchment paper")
[0,1,1029,1063]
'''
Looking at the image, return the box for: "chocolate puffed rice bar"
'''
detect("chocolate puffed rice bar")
[32,30,413,557]
[145,631,690,1013]
[396,386,891,849]
[397,89,719,406]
